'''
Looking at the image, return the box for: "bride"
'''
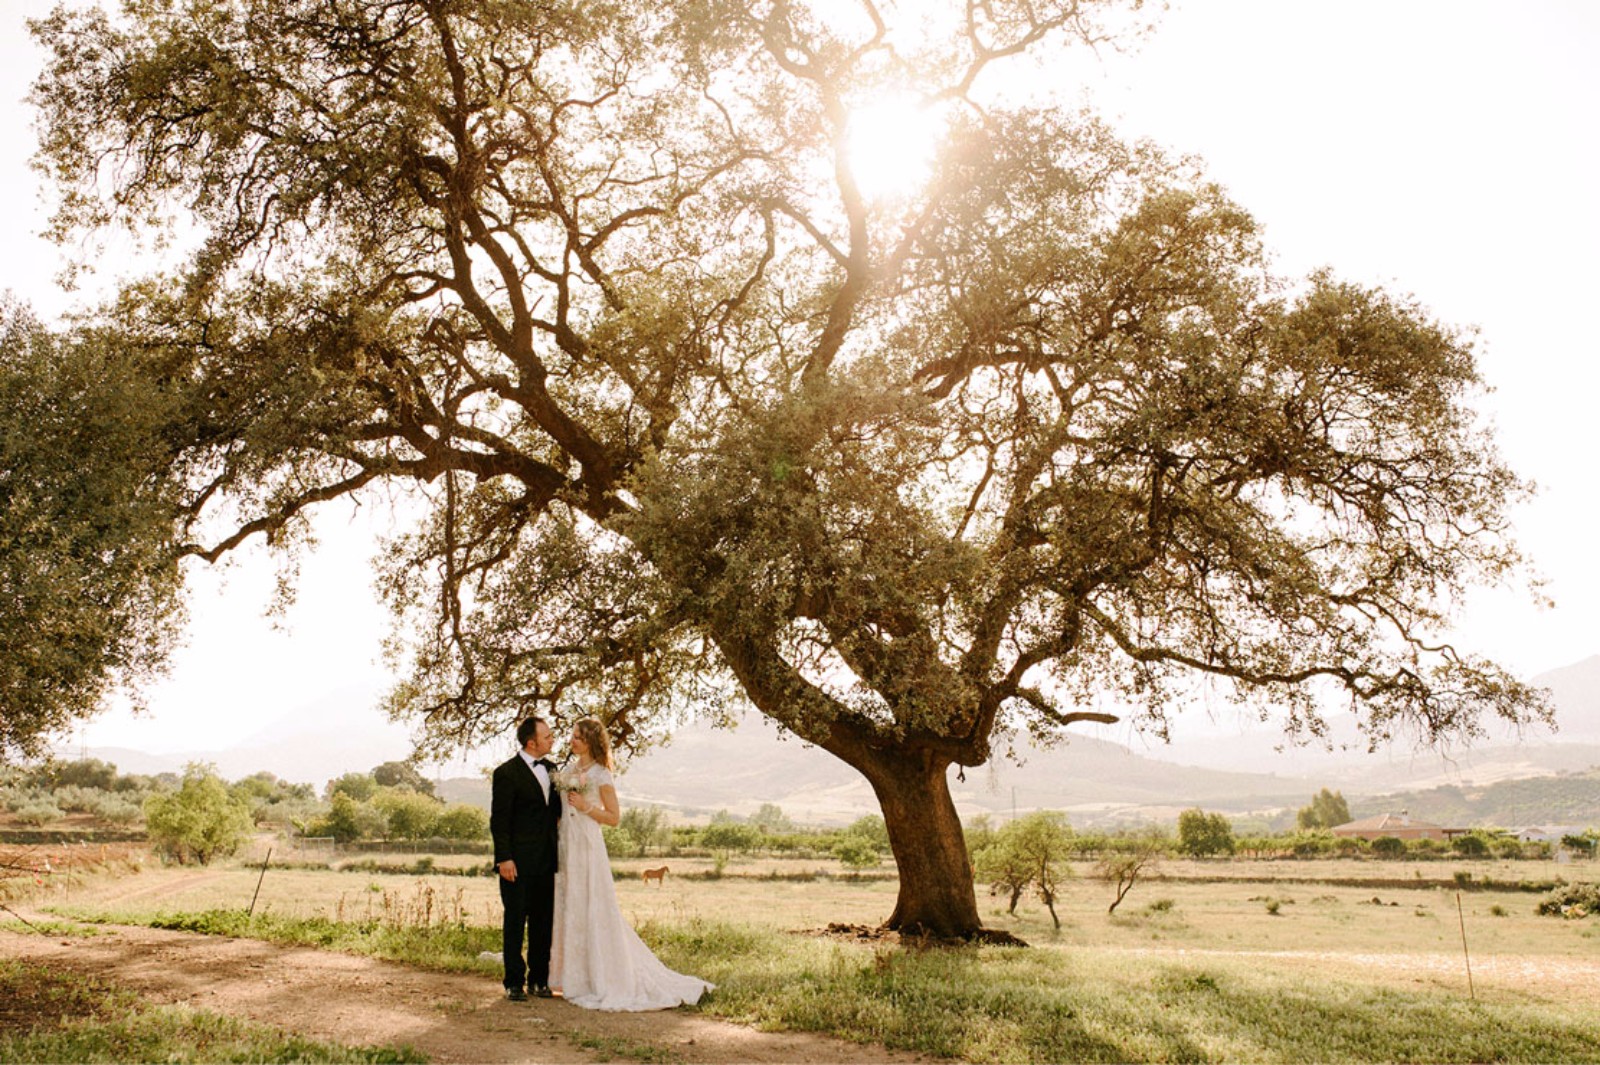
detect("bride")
[550,716,713,1011]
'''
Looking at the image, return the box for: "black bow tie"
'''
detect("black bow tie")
[535,758,558,769]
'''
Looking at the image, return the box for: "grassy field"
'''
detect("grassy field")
[0,958,423,1063]
[24,852,1600,1062]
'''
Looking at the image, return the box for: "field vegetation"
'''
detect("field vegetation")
[7,761,1600,1058]
[9,837,1600,1063]
[0,958,423,1063]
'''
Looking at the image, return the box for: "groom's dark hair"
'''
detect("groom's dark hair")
[516,716,546,749]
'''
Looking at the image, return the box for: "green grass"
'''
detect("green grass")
[0,959,425,1064]
[41,858,1600,1062]
[69,906,502,975]
[639,921,1600,1063]
[570,1032,683,1063]
[59,903,1600,1062]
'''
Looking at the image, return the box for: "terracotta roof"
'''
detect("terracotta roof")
[1331,812,1445,833]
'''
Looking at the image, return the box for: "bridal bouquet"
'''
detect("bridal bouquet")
[551,765,586,795]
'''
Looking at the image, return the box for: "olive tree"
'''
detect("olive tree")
[973,811,1075,927]
[17,0,1547,938]
[144,764,255,865]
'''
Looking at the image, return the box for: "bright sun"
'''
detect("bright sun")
[844,95,943,202]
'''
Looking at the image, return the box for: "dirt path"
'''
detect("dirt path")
[0,916,928,1064]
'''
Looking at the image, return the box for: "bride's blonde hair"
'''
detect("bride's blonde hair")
[573,716,614,770]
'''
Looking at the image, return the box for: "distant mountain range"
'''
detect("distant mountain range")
[68,655,1600,830]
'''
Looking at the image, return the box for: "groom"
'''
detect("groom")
[491,716,562,1001]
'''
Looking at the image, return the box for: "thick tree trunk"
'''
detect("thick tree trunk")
[860,749,983,938]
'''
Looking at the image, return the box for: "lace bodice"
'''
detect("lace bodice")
[554,762,612,798]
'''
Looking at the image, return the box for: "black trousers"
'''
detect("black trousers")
[499,852,554,990]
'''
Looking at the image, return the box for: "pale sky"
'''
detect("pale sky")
[3,0,1596,771]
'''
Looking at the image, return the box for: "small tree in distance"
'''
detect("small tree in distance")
[143,764,253,865]
[1098,830,1167,915]
[433,803,489,841]
[972,819,1031,915]
[1177,809,1236,857]
[749,803,795,835]
[1296,789,1352,831]
[372,761,436,797]
[972,811,1074,928]
[325,773,378,804]
[833,834,880,871]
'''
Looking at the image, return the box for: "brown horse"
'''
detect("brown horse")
[640,865,669,886]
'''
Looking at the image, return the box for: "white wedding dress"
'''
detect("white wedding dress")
[550,765,713,1011]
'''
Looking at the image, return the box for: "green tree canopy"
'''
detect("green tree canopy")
[144,763,254,865]
[749,803,794,834]
[0,301,186,757]
[372,786,443,839]
[433,802,489,841]
[326,772,378,803]
[1177,808,1236,857]
[15,0,1548,937]
[372,760,436,796]
[972,811,1074,926]
[1296,788,1352,831]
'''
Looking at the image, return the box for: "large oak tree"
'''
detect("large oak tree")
[13,0,1547,936]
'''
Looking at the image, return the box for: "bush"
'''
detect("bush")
[845,814,891,850]
[433,803,488,841]
[12,800,64,826]
[832,835,879,870]
[1536,882,1600,919]
[1370,836,1406,858]
[326,772,378,802]
[371,788,442,840]
[144,764,253,865]
[1561,833,1598,859]
[617,805,669,855]
[1177,809,1235,857]
[602,824,641,856]
[700,819,761,854]
[51,784,107,814]
[305,793,388,843]
[90,795,144,825]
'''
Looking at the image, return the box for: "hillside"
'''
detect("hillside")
[1353,767,1600,830]
[70,650,1600,830]
[1535,654,1600,743]
[433,717,1600,831]
[619,714,1324,827]
[432,713,1319,828]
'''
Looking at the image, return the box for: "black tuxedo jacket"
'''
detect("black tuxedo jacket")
[490,754,562,873]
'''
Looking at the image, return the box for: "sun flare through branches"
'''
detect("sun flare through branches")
[844,94,945,202]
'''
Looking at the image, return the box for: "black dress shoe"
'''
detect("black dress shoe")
[531,984,554,998]
[505,987,528,1001]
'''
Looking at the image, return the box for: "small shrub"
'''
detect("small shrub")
[1264,899,1281,915]
[1536,882,1600,919]
[12,801,64,826]
[1145,898,1174,914]
[1370,836,1405,858]
[1489,904,1508,917]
